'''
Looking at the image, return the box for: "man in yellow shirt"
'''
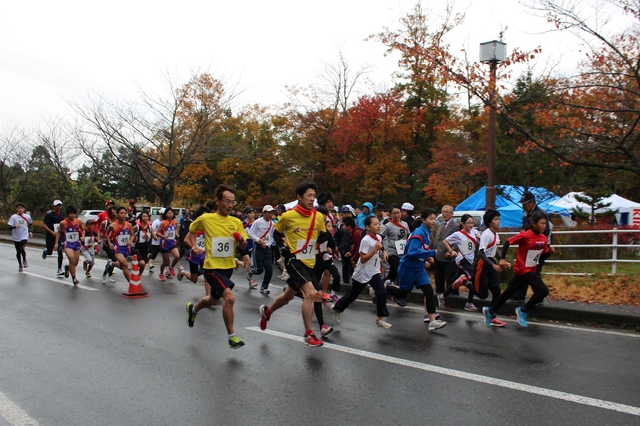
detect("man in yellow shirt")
[185,184,248,349]
[258,182,328,347]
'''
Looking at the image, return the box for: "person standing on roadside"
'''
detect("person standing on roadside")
[433,205,458,295]
[8,203,32,272]
[42,199,66,276]
[185,184,248,350]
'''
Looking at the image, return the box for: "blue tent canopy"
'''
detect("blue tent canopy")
[455,185,564,228]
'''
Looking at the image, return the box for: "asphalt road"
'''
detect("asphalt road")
[1,244,639,425]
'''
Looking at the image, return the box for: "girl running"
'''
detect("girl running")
[156,207,180,281]
[438,214,481,311]
[106,207,134,284]
[54,205,85,286]
[132,210,155,275]
[81,219,100,278]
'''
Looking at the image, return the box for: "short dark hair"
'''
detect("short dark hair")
[16,203,26,209]
[117,206,127,214]
[459,213,474,229]
[421,208,436,219]
[483,208,501,226]
[342,216,356,228]
[205,200,217,211]
[364,215,378,227]
[215,184,235,200]
[531,211,547,225]
[66,205,78,215]
[317,192,333,207]
[295,182,318,197]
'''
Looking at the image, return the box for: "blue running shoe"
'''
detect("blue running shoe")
[515,306,528,328]
[482,306,492,328]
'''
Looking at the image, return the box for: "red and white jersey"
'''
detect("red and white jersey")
[508,229,549,275]
[445,229,481,264]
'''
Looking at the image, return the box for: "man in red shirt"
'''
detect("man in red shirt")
[481,211,550,328]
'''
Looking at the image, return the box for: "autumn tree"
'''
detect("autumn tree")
[73,73,232,206]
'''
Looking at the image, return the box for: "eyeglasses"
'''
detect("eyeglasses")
[221,199,238,206]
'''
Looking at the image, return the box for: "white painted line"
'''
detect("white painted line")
[0,390,40,425]
[247,326,640,417]
[22,272,98,291]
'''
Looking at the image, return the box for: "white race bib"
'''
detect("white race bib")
[295,239,316,260]
[138,231,148,243]
[66,231,79,243]
[211,237,234,258]
[364,255,380,272]
[525,249,543,267]
[319,241,328,253]
[196,234,205,250]
[117,234,129,246]
[84,236,93,246]
[394,239,406,255]
[165,230,176,240]
[459,239,476,256]
[53,223,60,232]
[263,234,270,243]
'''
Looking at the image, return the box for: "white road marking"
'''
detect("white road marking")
[247,326,640,417]
[0,390,40,425]
[22,272,98,291]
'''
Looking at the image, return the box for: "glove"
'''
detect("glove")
[233,232,243,242]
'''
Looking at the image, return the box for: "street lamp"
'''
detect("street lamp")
[480,40,506,210]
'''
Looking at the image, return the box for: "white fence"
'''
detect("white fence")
[499,228,640,275]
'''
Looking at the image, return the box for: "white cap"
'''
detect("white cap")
[159,208,166,214]
[53,199,62,206]
[262,205,275,212]
[401,202,414,211]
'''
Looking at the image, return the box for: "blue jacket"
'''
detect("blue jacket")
[399,223,437,271]
[356,202,375,229]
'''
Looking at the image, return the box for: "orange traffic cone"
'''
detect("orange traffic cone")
[122,254,149,298]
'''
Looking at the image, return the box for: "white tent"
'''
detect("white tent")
[548,192,640,225]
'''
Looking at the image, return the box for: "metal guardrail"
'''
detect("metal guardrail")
[498,228,640,274]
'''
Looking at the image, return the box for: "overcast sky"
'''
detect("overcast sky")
[0,0,609,130]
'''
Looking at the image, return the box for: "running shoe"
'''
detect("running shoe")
[260,288,270,294]
[248,280,257,289]
[170,267,176,277]
[464,302,478,311]
[437,293,446,309]
[383,279,391,287]
[452,275,466,291]
[83,261,87,272]
[423,314,430,323]
[490,317,506,327]
[103,261,111,277]
[159,272,166,282]
[186,302,197,327]
[73,278,79,286]
[23,260,28,268]
[177,266,185,281]
[18,265,23,272]
[428,319,447,331]
[515,306,528,328]
[329,294,340,303]
[259,304,270,330]
[304,333,323,347]
[320,324,334,337]
[64,265,70,278]
[165,269,172,278]
[482,306,492,328]
[391,296,407,307]
[375,318,392,329]
[331,305,341,324]
[57,268,65,276]
[276,257,284,271]
[149,263,154,270]
[42,248,47,259]
[228,335,245,349]
[102,273,107,284]
[86,272,91,278]
[322,293,331,301]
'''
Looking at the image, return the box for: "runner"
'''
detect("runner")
[54,205,85,286]
[132,210,156,275]
[156,207,180,281]
[247,205,276,294]
[184,184,248,349]
[80,219,100,278]
[258,182,328,347]
[178,205,209,292]
[42,199,65,276]
[106,207,135,284]
[8,203,32,272]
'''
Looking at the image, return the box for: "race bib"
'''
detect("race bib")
[364,255,380,272]
[295,239,316,260]
[211,237,234,258]
[319,241,328,253]
[138,232,147,243]
[263,234,270,243]
[165,230,176,240]
[525,249,543,267]
[53,224,60,232]
[84,236,93,246]
[117,234,129,246]
[196,235,205,250]
[66,231,79,243]
[394,239,406,255]
[459,240,475,256]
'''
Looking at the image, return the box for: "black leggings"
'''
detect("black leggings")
[491,272,549,314]
[387,284,437,314]
[14,240,27,265]
[334,274,389,318]
[385,255,401,283]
